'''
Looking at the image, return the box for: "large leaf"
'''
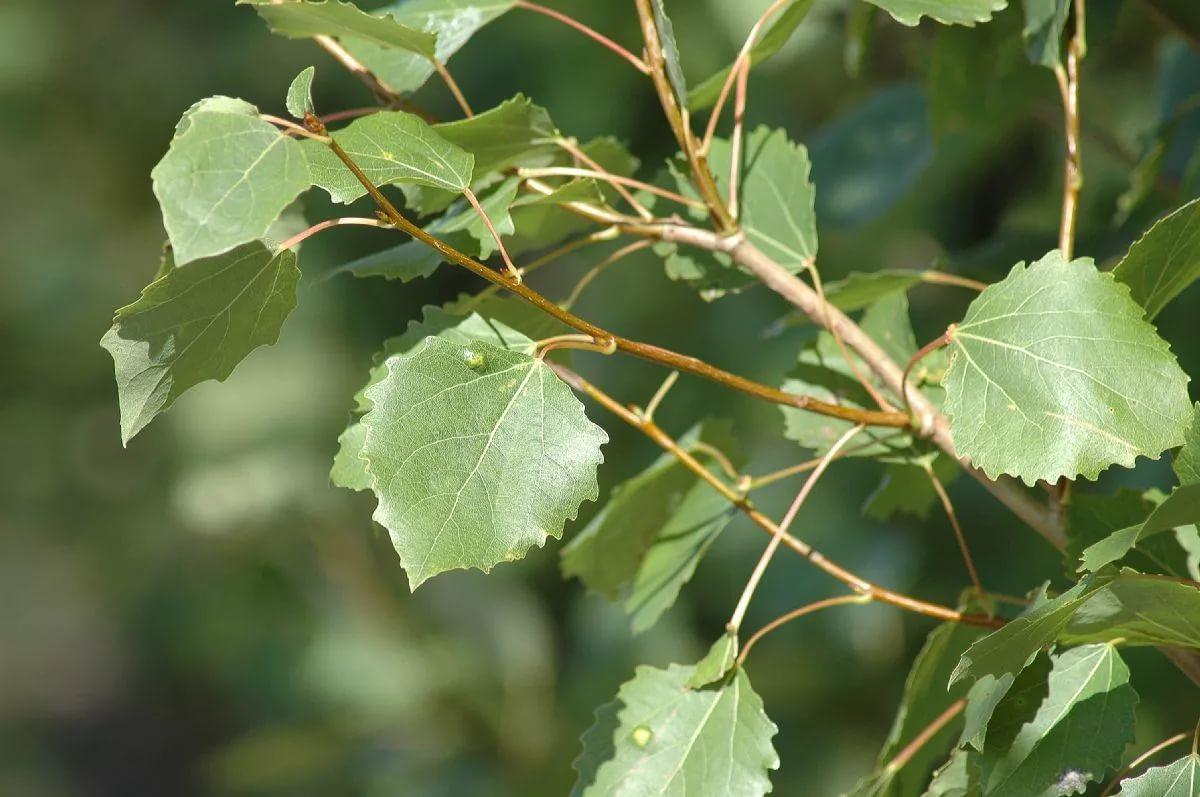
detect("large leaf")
[572,663,778,797]
[101,241,300,444]
[359,336,606,588]
[865,0,1008,27]
[978,644,1137,796]
[1079,484,1200,571]
[688,0,817,111]
[345,0,514,96]
[1115,753,1200,796]
[810,85,933,228]
[1112,198,1200,321]
[303,110,473,203]
[151,97,310,264]
[562,422,742,633]
[851,616,987,797]
[241,0,436,56]
[942,250,1192,486]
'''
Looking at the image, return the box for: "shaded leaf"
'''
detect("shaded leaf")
[286,65,315,118]
[241,0,435,56]
[572,663,778,797]
[864,454,960,523]
[360,336,606,588]
[101,241,300,443]
[1112,198,1200,321]
[686,632,738,689]
[866,0,1008,27]
[688,0,817,111]
[1067,489,1198,580]
[1020,0,1069,69]
[1115,753,1200,796]
[943,250,1192,486]
[151,97,310,264]
[652,0,687,109]
[1060,572,1200,648]
[303,110,473,203]
[1079,483,1200,571]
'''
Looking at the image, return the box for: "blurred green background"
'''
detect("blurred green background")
[3,1,1199,794]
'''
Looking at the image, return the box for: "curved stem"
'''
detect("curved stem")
[279,217,390,250]
[514,0,650,74]
[746,432,908,490]
[525,164,702,211]
[920,270,988,292]
[561,240,652,309]
[884,699,967,776]
[923,459,985,596]
[432,58,474,118]
[551,364,1004,630]
[738,595,872,666]
[727,424,865,633]
[902,330,952,423]
[551,140,656,220]
[311,118,911,428]
[462,187,519,280]
[312,34,400,105]
[641,370,679,422]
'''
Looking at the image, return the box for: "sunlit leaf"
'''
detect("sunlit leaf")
[101,241,299,443]
[923,750,981,796]
[1112,198,1200,321]
[866,0,1008,27]
[151,97,310,264]
[1114,753,1200,796]
[1176,404,1200,485]
[241,0,435,56]
[943,250,1192,486]
[286,65,316,118]
[360,336,606,588]
[686,632,739,688]
[572,663,778,797]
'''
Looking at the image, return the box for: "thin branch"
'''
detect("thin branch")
[432,58,474,118]
[279,216,391,250]
[1054,3,1085,259]
[737,594,872,666]
[561,240,653,309]
[514,0,650,74]
[261,114,331,141]
[728,424,865,634]
[551,139,657,220]
[550,364,1004,630]
[689,441,742,482]
[728,58,750,219]
[524,163,702,212]
[746,432,908,490]
[462,187,520,281]
[902,329,952,422]
[313,34,402,105]
[1098,731,1192,797]
[884,699,968,776]
[923,459,985,596]
[641,370,679,421]
[306,113,912,429]
[919,271,988,292]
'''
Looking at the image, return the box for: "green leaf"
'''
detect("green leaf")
[863,455,959,522]
[764,269,929,338]
[240,0,435,57]
[810,84,932,228]
[978,644,1137,797]
[686,632,739,689]
[1114,753,1200,796]
[687,0,817,111]
[943,250,1193,486]
[738,126,819,271]
[1020,0,1069,69]
[961,648,1051,752]
[303,110,473,203]
[1060,572,1200,648]
[1112,198,1200,321]
[101,241,300,444]
[286,65,316,118]
[1079,484,1200,572]
[562,421,742,632]
[334,240,443,282]
[344,0,514,96]
[360,336,606,588]
[151,97,310,264]
[1067,490,1198,580]
[851,616,987,797]
[572,664,778,797]
[951,577,1099,688]
[331,309,535,490]
[865,0,1008,27]
[924,750,981,796]
[651,0,688,109]
[1177,404,1200,486]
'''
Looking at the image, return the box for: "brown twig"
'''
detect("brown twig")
[279,217,391,250]
[884,699,968,776]
[550,364,1004,631]
[514,0,650,74]
[737,594,872,666]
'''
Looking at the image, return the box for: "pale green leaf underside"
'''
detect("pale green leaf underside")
[1112,197,1200,320]
[943,251,1192,486]
[573,664,778,797]
[101,241,299,444]
[303,110,473,203]
[980,644,1136,797]
[866,0,1008,27]
[1115,754,1200,796]
[360,336,606,588]
[151,97,310,264]
[286,65,315,118]
[739,126,818,270]
[241,0,436,57]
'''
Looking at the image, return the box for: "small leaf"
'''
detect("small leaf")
[240,0,436,57]
[943,250,1192,486]
[303,110,473,203]
[334,239,443,282]
[101,241,300,443]
[1112,198,1200,321]
[651,0,687,109]
[686,632,738,689]
[979,644,1137,797]
[572,663,778,797]
[151,97,310,264]
[688,0,817,110]
[345,0,514,96]
[286,65,316,118]
[1114,753,1200,796]
[360,336,606,588]
[866,0,1008,27]
[1021,0,1069,69]
[1079,483,1200,571]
